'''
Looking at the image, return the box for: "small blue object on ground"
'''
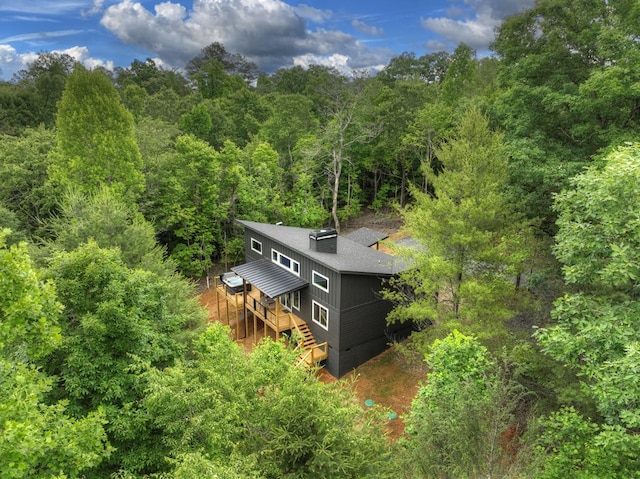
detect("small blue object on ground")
[364,399,375,407]
[388,412,398,420]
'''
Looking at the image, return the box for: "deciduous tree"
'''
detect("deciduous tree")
[534,143,640,476]
[0,126,56,235]
[402,330,528,478]
[0,231,110,477]
[43,241,206,476]
[144,324,397,478]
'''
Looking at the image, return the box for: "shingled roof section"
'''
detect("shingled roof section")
[236,220,407,276]
[344,227,389,248]
[232,259,308,298]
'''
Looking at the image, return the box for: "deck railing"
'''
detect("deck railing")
[214,277,327,368]
[296,342,329,367]
[244,289,301,340]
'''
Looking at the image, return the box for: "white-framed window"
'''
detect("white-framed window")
[312,301,329,330]
[279,291,300,311]
[251,238,262,254]
[312,270,329,293]
[271,249,300,275]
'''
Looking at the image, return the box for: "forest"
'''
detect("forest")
[1,0,640,477]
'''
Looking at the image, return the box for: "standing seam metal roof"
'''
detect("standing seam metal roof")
[232,258,308,298]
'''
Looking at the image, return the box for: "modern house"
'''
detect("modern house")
[215,219,412,378]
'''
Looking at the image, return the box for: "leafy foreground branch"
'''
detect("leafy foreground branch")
[140,324,397,479]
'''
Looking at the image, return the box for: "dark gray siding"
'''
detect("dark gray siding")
[333,301,413,377]
[240,226,410,378]
[333,273,412,377]
[243,229,342,346]
[338,273,389,310]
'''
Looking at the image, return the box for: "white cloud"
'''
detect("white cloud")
[0,44,28,79]
[99,0,392,73]
[420,0,535,52]
[0,43,113,81]
[0,30,85,44]
[421,13,498,51]
[352,19,383,37]
[0,1,91,15]
[60,45,114,71]
[0,44,19,64]
[82,0,105,16]
[293,3,331,24]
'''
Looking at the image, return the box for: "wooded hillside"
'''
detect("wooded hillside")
[1,1,640,477]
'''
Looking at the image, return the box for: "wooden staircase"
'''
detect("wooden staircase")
[293,321,328,367]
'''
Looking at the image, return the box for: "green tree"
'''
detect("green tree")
[440,43,478,105]
[12,51,77,128]
[179,102,213,140]
[134,116,182,220]
[210,86,269,148]
[236,141,284,223]
[366,77,437,208]
[154,134,226,277]
[43,241,206,476]
[376,51,450,84]
[302,72,380,232]
[280,135,328,228]
[258,92,319,183]
[186,42,259,87]
[143,324,397,478]
[0,82,38,135]
[534,143,640,476]
[385,107,531,339]
[45,186,173,275]
[49,65,145,200]
[0,126,56,236]
[0,231,110,477]
[402,330,528,478]
[491,0,640,233]
[121,83,148,121]
[115,58,188,96]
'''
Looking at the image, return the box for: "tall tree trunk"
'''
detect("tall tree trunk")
[331,149,342,233]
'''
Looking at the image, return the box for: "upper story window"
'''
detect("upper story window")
[251,238,262,254]
[312,270,329,293]
[271,249,300,275]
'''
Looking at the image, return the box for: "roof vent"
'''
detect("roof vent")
[309,228,337,253]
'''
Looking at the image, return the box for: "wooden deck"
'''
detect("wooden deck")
[214,276,328,366]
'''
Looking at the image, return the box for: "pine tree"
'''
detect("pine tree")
[49,65,145,201]
[385,107,531,337]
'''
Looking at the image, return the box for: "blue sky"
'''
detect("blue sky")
[0,0,534,81]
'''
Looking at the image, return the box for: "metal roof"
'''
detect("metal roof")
[345,227,389,247]
[236,220,407,275]
[232,258,308,298]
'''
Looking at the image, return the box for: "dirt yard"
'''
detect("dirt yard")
[199,285,425,440]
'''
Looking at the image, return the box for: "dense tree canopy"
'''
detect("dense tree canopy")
[0,231,110,477]
[143,324,396,479]
[385,107,532,340]
[2,1,640,475]
[534,144,640,477]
